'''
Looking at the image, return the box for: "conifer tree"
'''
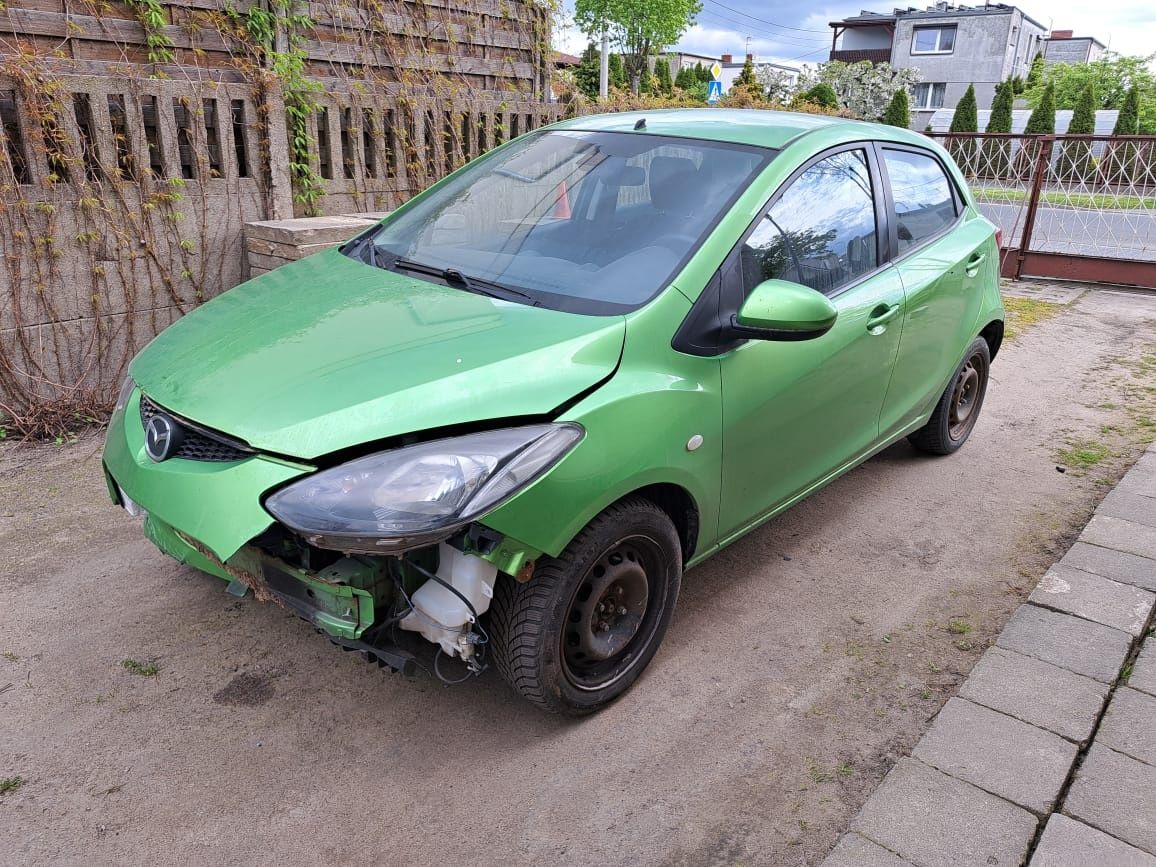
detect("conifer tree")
[574,43,600,100]
[608,53,626,89]
[674,65,696,90]
[948,83,979,173]
[1016,81,1055,177]
[1024,81,1056,134]
[983,80,1014,179]
[1057,82,1096,180]
[1105,84,1141,184]
[882,88,910,127]
[655,57,674,95]
[735,57,761,96]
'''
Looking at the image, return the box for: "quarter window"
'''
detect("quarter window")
[912,25,957,54]
[912,82,947,109]
[740,149,878,297]
[882,149,958,253]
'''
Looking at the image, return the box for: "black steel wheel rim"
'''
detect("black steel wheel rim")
[949,350,987,441]
[561,535,666,692]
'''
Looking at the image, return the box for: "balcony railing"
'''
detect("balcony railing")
[829,48,892,64]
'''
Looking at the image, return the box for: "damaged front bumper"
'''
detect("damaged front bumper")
[103,390,544,673]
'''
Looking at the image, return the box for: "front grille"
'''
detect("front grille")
[139,395,253,463]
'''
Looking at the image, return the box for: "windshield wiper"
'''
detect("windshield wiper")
[391,256,540,306]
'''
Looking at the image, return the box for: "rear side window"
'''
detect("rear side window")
[740,148,878,297]
[882,149,958,253]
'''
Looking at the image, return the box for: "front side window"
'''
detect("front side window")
[740,149,878,297]
[912,25,957,53]
[353,130,772,314]
[912,82,947,109]
[882,149,958,253]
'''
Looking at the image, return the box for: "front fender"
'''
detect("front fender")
[480,290,724,560]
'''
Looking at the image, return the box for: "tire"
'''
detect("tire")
[908,336,991,456]
[488,496,682,715]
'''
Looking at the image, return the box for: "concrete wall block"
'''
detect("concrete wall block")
[243,215,377,246]
[245,237,343,262]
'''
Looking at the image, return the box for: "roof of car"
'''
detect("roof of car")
[550,109,911,151]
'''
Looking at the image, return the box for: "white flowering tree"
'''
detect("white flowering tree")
[796,61,923,120]
[756,66,797,103]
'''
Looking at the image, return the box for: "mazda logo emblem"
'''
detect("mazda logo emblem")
[145,414,183,462]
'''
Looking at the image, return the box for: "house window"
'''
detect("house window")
[911,25,957,54]
[912,82,947,109]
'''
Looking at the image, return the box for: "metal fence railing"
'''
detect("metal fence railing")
[927,132,1156,288]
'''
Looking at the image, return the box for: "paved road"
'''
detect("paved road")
[4,289,1156,865]
[979,201,1156,261]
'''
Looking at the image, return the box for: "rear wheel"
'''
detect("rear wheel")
[908,337,991,455]
[488,497,682,715]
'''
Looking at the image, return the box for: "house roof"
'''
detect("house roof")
[832,4,1045,31]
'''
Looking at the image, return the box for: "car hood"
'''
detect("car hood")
[131,250,626,459]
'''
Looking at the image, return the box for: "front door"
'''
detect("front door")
[718,147,905,539]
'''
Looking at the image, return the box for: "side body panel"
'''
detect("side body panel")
[481,287,725,558]
[881,214,997,436]
[717,265,905,537]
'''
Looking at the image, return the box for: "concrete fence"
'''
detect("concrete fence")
[0,69,564,417]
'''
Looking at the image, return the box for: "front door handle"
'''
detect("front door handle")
[966,251,987,277]
[867,304,901,333]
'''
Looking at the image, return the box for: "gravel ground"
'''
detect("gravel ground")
[3,284,1156,866]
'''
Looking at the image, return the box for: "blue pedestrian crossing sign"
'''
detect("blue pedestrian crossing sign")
[707,80,723,104]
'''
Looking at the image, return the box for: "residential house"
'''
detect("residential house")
[661,51,720,72]
[829,4,1049,128]
[1042,30,1106,65]
[718,53,802,94]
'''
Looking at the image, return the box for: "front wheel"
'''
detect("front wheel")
[908,336,991,455]
[488,497,682,715]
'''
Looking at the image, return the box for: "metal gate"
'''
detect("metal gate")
[927,132,1156,288]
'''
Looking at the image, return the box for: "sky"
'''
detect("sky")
[553,0,1156,67]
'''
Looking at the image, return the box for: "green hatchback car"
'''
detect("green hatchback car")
[104,109,1004,714]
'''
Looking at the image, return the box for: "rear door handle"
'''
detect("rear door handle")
[866,304,900,332]
[966,251,987,277]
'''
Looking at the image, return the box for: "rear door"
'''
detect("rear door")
[876,145,994,436]
[717,146,906,538]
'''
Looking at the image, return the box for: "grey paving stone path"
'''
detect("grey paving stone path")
[1134,642,1156,698]
[1031,814,1156,866]
[823,442,1156,866]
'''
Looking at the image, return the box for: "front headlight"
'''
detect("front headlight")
[265,423,583,553]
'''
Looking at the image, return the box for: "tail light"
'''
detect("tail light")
[995,228,1004,250]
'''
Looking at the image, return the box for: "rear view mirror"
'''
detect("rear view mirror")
[730,279,838,342]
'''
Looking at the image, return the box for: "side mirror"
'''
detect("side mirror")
[730,279,838,342]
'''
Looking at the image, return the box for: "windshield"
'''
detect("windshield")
[350,130,774,314]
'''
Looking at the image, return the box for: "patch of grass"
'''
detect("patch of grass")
[0,776,24,795]
[1002,295,1063,341]
[1121,662,1134,683]
[1,652,17,662]
[1057,439,1112,471]
[977,186,1154,211]
[836,761,854,778]
[946,619,972,635]
[120,658,160,677]
[806,757,834,783]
